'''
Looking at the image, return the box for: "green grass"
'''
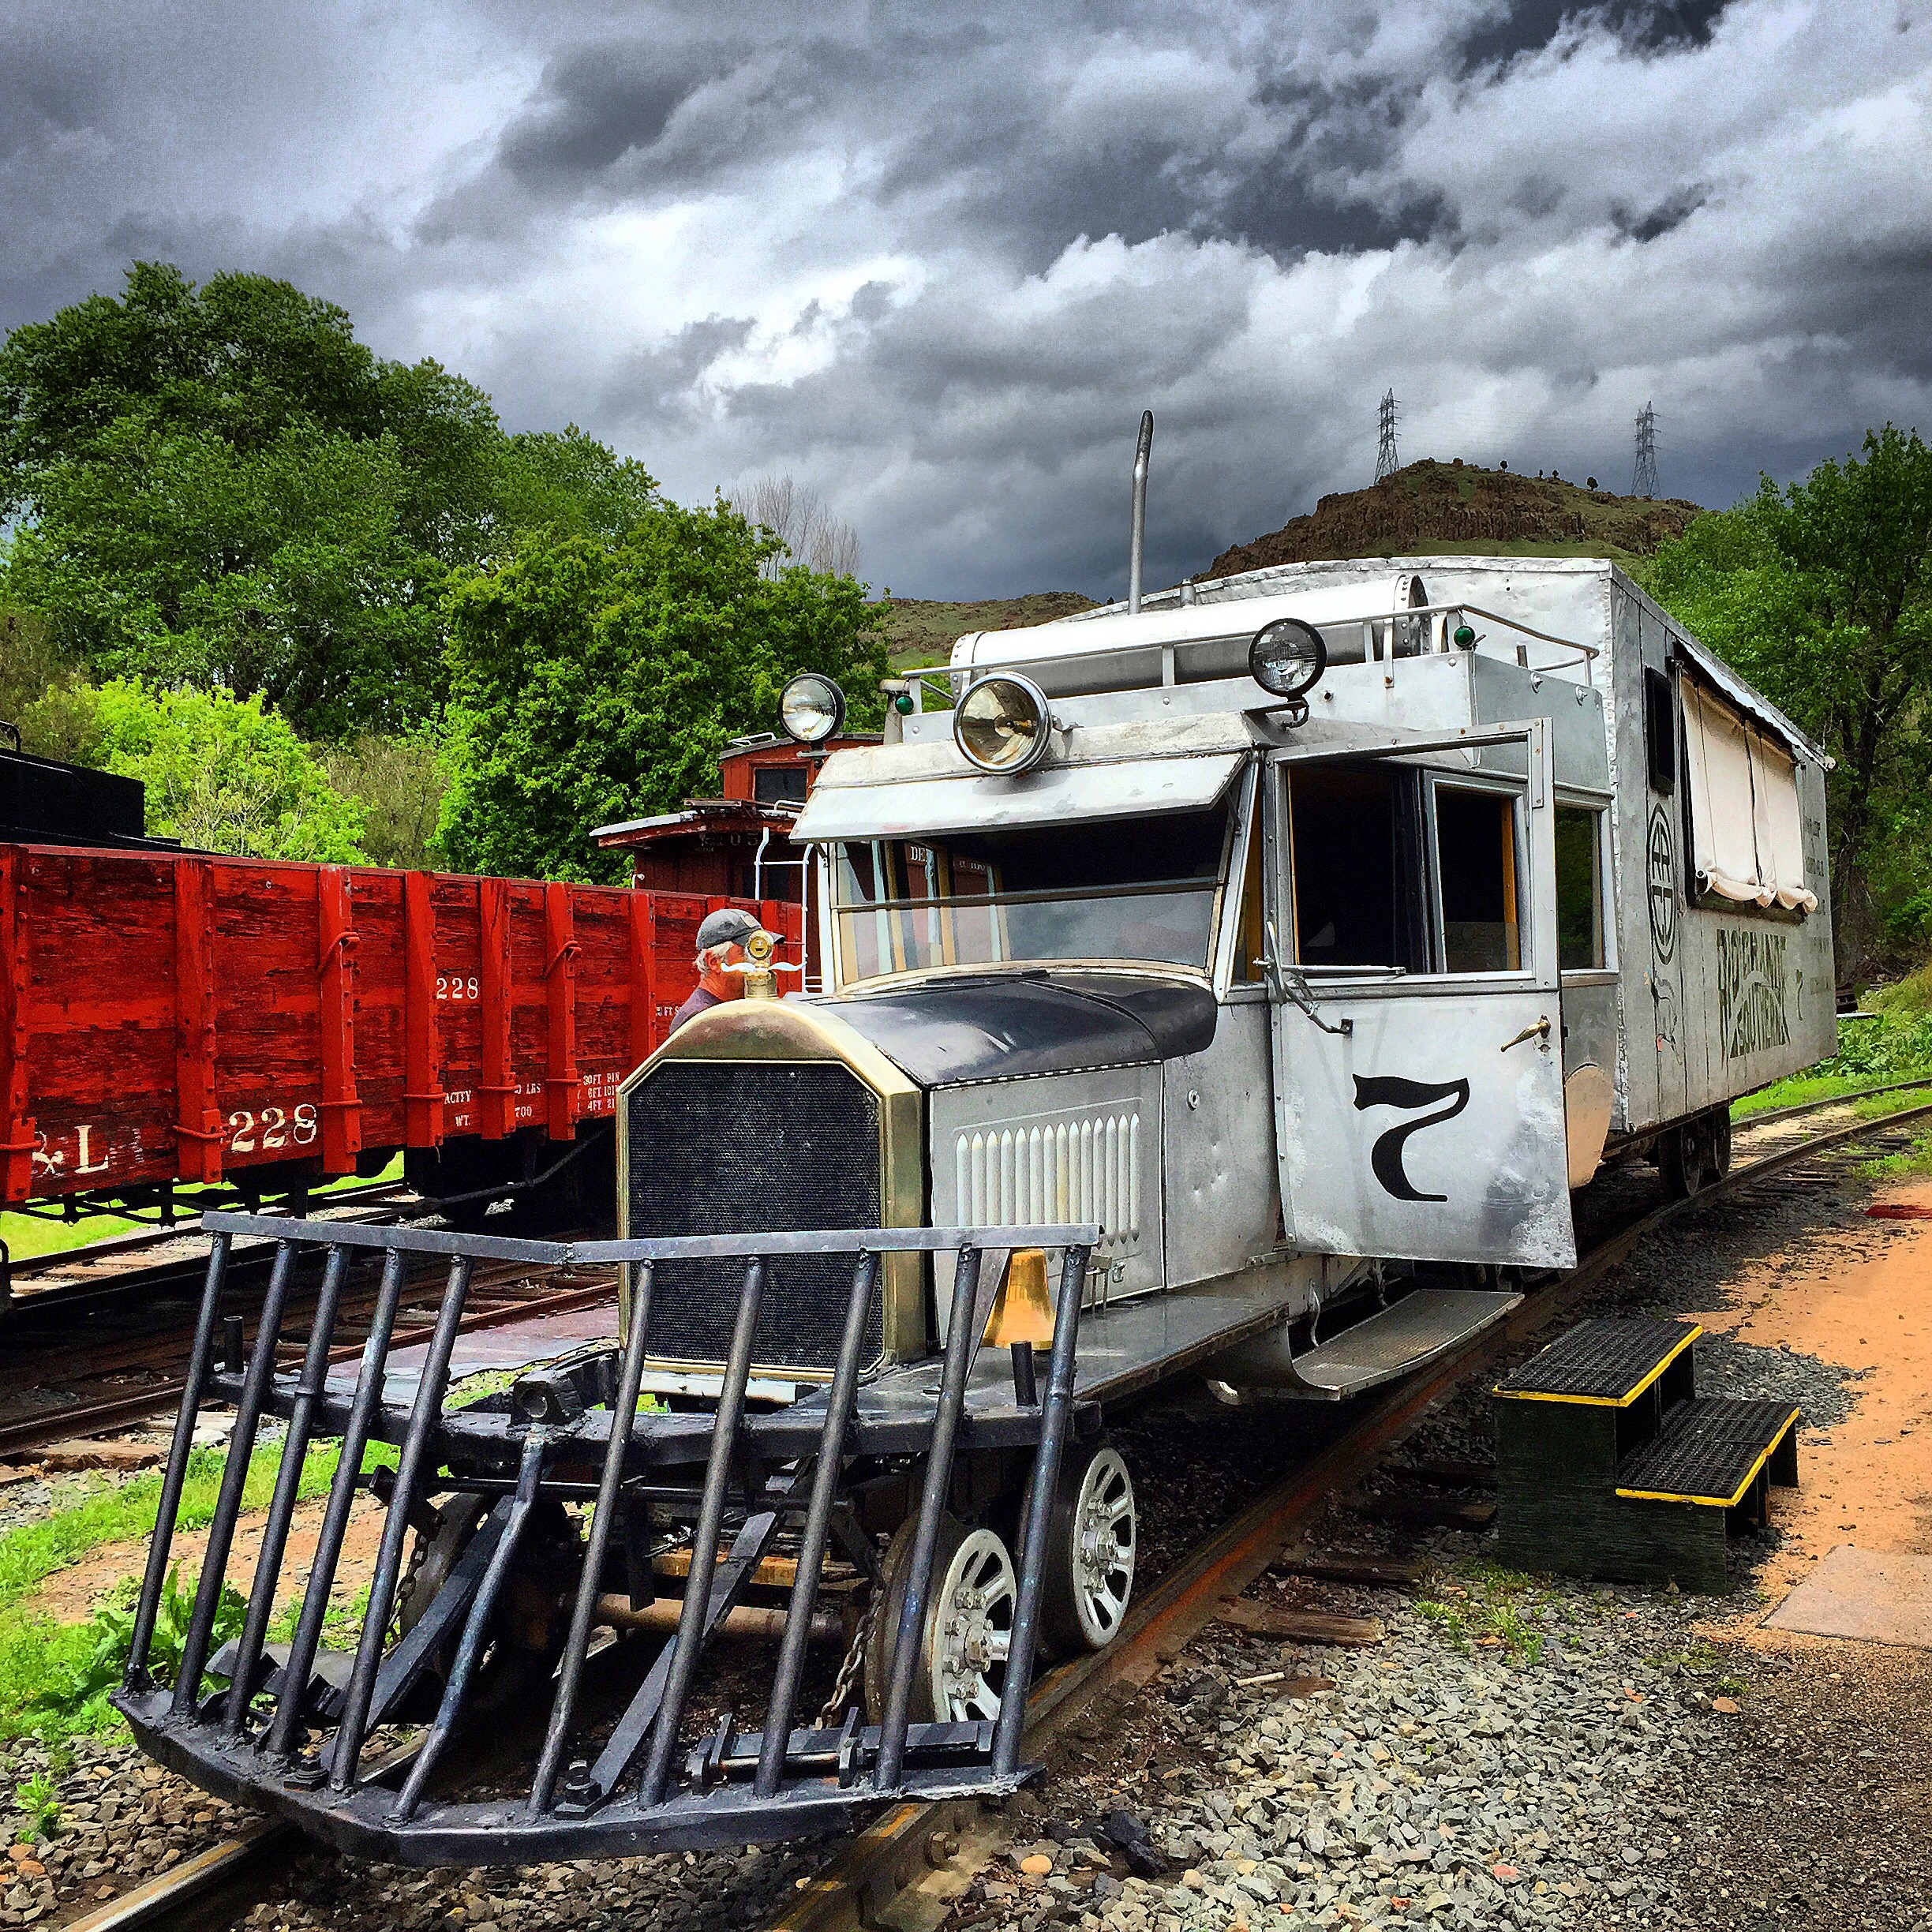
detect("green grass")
[1852,1118,1932,1181]
[1733,1001,1932,1120]
[1414,1563,1551,1664]
[1,1155,403,1265]
[0,1435,399,1740]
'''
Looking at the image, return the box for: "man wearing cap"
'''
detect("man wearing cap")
[669,908,766,1033]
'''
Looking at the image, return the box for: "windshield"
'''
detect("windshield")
[832,810,1228,984]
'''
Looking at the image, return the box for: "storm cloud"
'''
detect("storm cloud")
[2,0,1929,596]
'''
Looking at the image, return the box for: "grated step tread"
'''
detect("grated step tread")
[1616,1397,1800,1507]
[1494,1316,1698,1406]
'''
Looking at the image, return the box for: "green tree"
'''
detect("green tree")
[0,608,67,731]
[19,679,365,862]
[1646,425,1932,965]
[0,264,652,741]
[4,421,442,736]
[438,502,889,881]
[324,729,447,870]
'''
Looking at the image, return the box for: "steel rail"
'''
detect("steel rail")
[3,1181,415,1288]
[0,1265,620,1458]
[54,1099,1932,1932]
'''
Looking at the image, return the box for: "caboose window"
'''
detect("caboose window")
[831,809,1226,982]
[1432,784,1521,974]
[753,765,811,805]
[1554,805,1606,970]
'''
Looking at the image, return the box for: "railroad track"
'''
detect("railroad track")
[0,1237,617,1458]
[53,1088,1932,1932]
[2,1180,418,1312]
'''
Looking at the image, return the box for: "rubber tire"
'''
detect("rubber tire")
[1037,1440,1136,1657]
[863,1514,1017,1726]
[863,1513,959,1726]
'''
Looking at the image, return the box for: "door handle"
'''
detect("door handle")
[1263,921,1353,1037]
[1500,1017,1552,1053]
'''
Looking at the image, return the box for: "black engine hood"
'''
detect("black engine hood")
[808,971,1217,1088]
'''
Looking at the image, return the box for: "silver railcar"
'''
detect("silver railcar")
[118,553,1832,1860]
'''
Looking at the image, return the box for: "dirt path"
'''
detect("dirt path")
[25,1488,388,1625]
[1680,1174,1932,1623]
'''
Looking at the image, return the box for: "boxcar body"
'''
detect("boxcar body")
[0,848,800,1213]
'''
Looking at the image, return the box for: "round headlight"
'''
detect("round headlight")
[779,672,846,744]
[1249,619,1327,701]
[953,673,1052,775]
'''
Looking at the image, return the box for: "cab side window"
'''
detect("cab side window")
[1287,765,1429,971]
[1286,762,1533,977]
[1554,805,1606,970]
[1433,785,1520,974]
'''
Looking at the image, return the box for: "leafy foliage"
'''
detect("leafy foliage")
[323,729,447,869]
[19,679,365,861]
[65,1566,248,1725]
[0,265,661,740]
[1646,426,1932,967]
[438,501,889,881]
[0,608,67,731]
[13,1771,58,1841]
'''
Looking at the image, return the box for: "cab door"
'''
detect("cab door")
[1264,720,1576,1270]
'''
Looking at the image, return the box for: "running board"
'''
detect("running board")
[1206,1288,1522,1402]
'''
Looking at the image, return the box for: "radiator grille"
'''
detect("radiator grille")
[626,1061,883,1368]
[953,1113,1141,1254]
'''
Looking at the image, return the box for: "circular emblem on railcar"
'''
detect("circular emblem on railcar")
[1646,805,1676,963]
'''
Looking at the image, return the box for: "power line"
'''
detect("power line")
[1376,388,1400,483]
[1633,400,1658,500]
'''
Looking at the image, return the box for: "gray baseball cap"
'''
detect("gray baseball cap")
[695,907,763,951]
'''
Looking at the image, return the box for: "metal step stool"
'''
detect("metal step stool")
[1492,1318,1801,1593]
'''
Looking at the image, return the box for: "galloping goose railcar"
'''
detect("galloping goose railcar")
[118,554,1833,1860]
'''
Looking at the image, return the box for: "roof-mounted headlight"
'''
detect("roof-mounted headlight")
[779,672,846,744]
[953,672,1053,775]
[1249,618,1327,702]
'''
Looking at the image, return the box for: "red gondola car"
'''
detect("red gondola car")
[0,736,859,1219]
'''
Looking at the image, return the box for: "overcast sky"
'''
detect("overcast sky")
[4,0,1929,597]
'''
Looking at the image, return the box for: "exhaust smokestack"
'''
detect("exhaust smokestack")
[1129,410,1153,614]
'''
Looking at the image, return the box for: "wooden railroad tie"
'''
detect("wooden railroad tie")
[1269,1550,1422,1589]
[1213,1596,1384,1646]
[1387,1457,1500,1490]
[1351,1493,1498,1531]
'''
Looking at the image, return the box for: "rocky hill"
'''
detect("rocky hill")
[1204,459,1701,580]
[874,592,1096,668]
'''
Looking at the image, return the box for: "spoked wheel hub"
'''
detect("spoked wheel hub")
[929,1528,1016,1722]
[1042,1440,1137,1654]
[863,1515,1017,1724]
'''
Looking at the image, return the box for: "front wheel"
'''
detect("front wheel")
[1039,1442,1137,1654]
[863,1515,1017,1724]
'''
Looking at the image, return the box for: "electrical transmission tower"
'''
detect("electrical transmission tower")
[1633,401,1658,499]
[1375,389,1400,482]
